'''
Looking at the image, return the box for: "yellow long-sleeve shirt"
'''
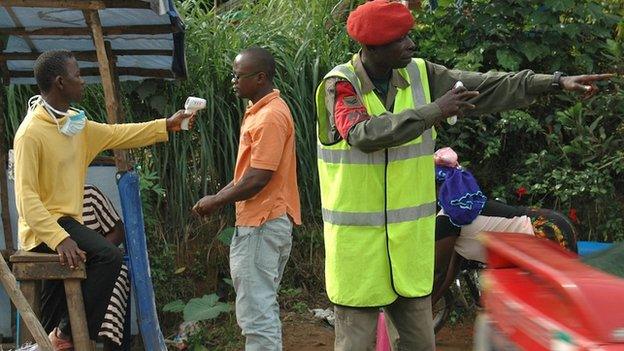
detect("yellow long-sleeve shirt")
[13,103,169,251]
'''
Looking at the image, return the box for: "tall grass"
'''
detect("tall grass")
[1,0,356,248]
[1,1,354,320]
[142,0,357,246]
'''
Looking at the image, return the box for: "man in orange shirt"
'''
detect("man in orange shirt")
[193,47,301,350]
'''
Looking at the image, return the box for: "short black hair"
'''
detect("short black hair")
[33,50,75,93]
[240,47,276,81]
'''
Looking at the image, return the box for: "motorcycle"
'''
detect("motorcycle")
[431,206,579,334]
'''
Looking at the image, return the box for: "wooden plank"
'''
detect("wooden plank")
[0,254,53,350]
[1,249,15,261]
[10,251,61,263]
[0,24,178,36]
[1,0,151,10]
[0,49,173,61]
[17,280,38,345]
[64,279,92,351]
[105,41,122,121]
[9,67,174,78]
[12,261,86,280]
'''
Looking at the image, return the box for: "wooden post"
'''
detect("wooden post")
[17,281,39,345]
[104,41,132,171]
[0,84,13,251]
[83,9,130,171]
[0,254,53,350]
[104,41,126,125]
[64,279,92,351]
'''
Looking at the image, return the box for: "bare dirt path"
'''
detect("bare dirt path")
[281,311,475,351]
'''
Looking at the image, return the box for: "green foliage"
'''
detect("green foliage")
[135,164,166,229]
[182,294,232,322]
[414,0,621,73]
[217,227,235,246]
[413,0,624,241]
[163,299,186,313]
[2,0,623,341]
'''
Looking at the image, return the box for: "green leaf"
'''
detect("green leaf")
[561,145,575,155]
[588,116,603,134]
[518,42,546,62]
[183,294,232,322]
[218,227,235,246]
[163,300,185,313]
[496,49,520,71]
[545,0,574,11]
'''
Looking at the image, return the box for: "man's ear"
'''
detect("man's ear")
[54,75,63,91]
[256,72,267,84]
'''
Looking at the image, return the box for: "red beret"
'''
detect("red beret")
[347,0,415,46]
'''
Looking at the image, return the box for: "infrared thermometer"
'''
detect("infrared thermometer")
[182,97,206,130]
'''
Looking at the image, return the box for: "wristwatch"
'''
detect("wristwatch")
[552,71,566,90]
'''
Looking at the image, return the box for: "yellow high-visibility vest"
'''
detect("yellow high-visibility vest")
[315,57,436,307]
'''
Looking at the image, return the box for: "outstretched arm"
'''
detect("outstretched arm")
[85,110,196,161]
[426,62,614,115]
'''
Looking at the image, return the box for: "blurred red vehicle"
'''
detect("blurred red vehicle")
[475,233,624,351]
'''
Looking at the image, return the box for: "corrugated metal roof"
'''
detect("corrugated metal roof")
[0,0,187,85]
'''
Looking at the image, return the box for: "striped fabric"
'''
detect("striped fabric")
[83,184,120,233]
[82,185,129,346]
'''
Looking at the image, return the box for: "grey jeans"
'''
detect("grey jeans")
[230,214,293,351]
[334,295,435,351]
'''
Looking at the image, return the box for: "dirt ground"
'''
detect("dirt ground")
[435,319,474,351]
[0,312,474,351]
[281,311,475,351]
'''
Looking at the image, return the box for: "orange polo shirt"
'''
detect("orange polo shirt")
[234,90,301,227]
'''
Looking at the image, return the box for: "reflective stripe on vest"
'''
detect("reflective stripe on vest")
[317,132,434,164]
[322,202,437,226]
[315,57,436,307]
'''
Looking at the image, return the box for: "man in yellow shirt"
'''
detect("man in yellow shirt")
[13,50,195,350]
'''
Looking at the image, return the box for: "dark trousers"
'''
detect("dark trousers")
[32,216,122,341]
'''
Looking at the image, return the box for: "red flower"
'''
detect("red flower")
[568,208,580,224]
[516,186,527,200]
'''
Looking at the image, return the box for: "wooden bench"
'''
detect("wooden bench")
[10,251,93,351]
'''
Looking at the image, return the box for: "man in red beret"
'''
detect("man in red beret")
[315,1,612,350]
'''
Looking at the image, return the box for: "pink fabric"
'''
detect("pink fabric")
[376,312,391,351]
[434,147,459,168]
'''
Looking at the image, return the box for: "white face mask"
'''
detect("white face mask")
[29,95,87,136]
